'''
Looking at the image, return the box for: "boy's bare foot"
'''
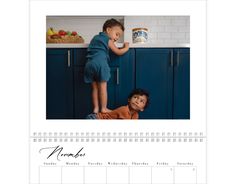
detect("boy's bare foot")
[101,108,112,113]
[93,108,99,114]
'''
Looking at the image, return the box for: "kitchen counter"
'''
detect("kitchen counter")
[46,43,190,48]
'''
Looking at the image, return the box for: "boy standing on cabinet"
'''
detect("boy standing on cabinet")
[84,18,129,113]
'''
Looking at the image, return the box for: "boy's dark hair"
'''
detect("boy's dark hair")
[103,18,124,32]
[128,88,150,108]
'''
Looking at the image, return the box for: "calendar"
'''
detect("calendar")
[30,1,207,184]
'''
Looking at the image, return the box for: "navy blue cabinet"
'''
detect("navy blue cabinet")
[46,49,74,119]
[135,48,190,119]
[173,48,190,119]
[73,48,91,118]
[46,47,189,119]
[135,48,173,119]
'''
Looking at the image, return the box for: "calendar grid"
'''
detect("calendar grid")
[105,166,107,184]
[60,166,62,184]
[196,167,198,184]
[151,166,152,184]
[173,166,175,184]
[38,166,40,184]
[128,166,130,184]
[83,166,85,184]
[37,165,200,184]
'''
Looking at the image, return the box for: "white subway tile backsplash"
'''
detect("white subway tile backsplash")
[178,26,190,33]
[158,32,171,39]
[186,32,190,41]
[165,26,179,33]
[164,40,179,45]
[172,19,186,26]
[148,33,157,39]
[158,19,172,26]
[155,39,165,44]
[172,32,186,39]
[186,20,190,26]
[173,16,188,20]
[178,40,189,44]
[156,27,166,33]
[149,20,158,25]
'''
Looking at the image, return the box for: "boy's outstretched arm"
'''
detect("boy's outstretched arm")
[108,40,129,56]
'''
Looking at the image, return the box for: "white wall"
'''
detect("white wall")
[124,16,190,45]
[46,16,190,45]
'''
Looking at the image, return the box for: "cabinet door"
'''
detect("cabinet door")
[73,49,92,118]
[173,48,190,119]
[46,49,74,119]
[108,49,135,109]
[74,66,92,119]
[135,48,173,119]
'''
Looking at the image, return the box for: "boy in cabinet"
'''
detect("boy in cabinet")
[86,89,149,119]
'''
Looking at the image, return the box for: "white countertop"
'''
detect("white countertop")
[46,43,190,48]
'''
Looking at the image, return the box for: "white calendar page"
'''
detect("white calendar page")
[30,0,207,184]
[30,140,206,184]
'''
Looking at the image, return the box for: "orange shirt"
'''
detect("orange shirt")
[96,105,139,119]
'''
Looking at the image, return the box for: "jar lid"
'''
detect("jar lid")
[132,28,148,31]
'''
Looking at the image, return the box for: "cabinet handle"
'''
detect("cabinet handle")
[170,50,174,67]
[67,50,70,67]
[177,50,180,67]
[116,68,119,85]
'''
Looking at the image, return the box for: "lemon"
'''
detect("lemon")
[47,28,54,36]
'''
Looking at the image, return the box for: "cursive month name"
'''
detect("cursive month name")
[39,145,85,161]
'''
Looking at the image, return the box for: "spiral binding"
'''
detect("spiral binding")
[31,132,205,143]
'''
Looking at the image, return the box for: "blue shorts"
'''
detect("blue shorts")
[84,61,110,83]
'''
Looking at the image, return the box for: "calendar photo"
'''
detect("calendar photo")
[30,0,205,127]
[29,0,207,139]
[46,16,190,120]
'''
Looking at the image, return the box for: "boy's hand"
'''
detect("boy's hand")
[124,42,129,49]
[109,40,129,55]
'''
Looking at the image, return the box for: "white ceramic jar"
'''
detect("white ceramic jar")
[132,28,148,43]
